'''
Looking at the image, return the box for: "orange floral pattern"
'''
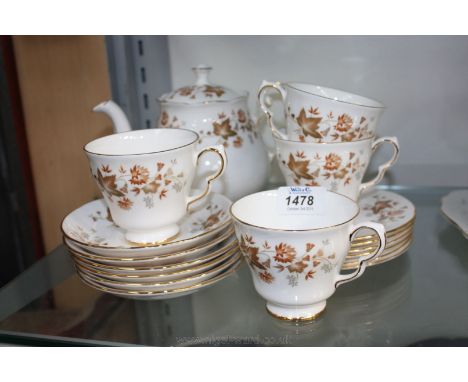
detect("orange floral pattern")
[363,195,409,223]
[94,160,185,211]
[287,106,372,142]
[159,108,258,149]
[166,85,226,101]
[239,234,336,287]
[280,150,366,189]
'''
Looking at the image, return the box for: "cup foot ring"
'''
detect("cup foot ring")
[266,301,326,322]
[125,224,180,245]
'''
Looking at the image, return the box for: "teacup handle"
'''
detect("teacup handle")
[186,145,227,210]
[257,80,288,140]
[334,221,386,288]
[360,136,400,195]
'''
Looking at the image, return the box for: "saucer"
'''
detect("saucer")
[74,244,239,282]
[62,192,232,257]
[355,189,416,238]
[441,189,468,239]
[342,235,413,270]
[77,258,243,300]
[68,235,238,274]
[64,226,235,266]
[78,251,242,292]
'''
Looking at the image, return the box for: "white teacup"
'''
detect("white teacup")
[258,81,385,143]
[231,188,386,321]
[275,135,399,200]
[85,128,226,244]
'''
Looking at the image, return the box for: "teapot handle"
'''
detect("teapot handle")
[257,81,288,140]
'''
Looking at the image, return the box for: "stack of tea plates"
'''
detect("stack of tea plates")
[342,189,416,270]
[61,193,242,300]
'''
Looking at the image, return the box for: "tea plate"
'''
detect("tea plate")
[350,223,413,250]
[355,190,416,237]
[64,226,234,266]
[78,251,241,292]
[68,235,238,274]
[62,192,232,257]
[441,189,468,239]
[348,227,413,256]
[77,258,243,300]
[74,245,239,282]
[342,235,413,270]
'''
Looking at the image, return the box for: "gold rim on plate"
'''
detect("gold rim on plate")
[351,216,415,242]
[77,257,244,296]
[346,233,412,261]
[78,251,242,287]
[73,245,239,280]
[62,207,233,251]
[64,225,235,262]
[350,224,413,249]
[348,229,413,255]
[68,235,238,271]
[342,236,413,269]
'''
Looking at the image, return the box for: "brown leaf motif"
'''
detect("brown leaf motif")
[237,109,247,123]
[287,154,314,180]
[371,200,393,214]
[296,108,322,139]
[204,85,225,97]
[160,111,169,126]
[97,170,125,198]
[287,260,308,273]
[213,119,237,139]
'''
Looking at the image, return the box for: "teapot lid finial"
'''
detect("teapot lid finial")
[158,65,244,105]
[192,64,212,86]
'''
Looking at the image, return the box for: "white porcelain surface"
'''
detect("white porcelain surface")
[62,192,232,257]
[441,189,468,239]
[84,128,226,243]
[275,136,399,201]
[230,188,386,320]
[356,189,416,236]
[75,245,239,283]
[79,251,241,292]
[68,234,238,274]
[158,65,269,201]
[258,81,385,143]
[78,258,243,300]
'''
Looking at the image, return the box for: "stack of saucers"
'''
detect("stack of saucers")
[61,193,242,300]
[343,189,416,270]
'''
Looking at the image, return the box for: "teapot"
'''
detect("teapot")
[157,65,269,201]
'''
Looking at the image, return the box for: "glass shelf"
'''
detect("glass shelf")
[1,186,467,346]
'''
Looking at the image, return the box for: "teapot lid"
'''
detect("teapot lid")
[159,65,243,105]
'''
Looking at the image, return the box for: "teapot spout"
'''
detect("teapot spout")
[93,100,132,133]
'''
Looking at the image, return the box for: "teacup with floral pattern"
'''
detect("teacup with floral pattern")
[258,81,385,143]
[85,128,226,244]
[275,135,399,201]
[230,188,386,321]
